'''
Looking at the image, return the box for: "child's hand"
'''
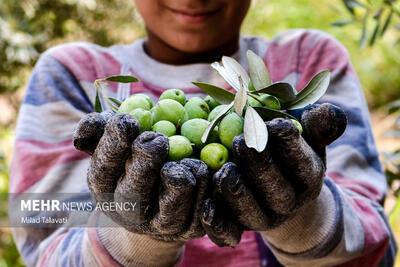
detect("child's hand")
[73,113,210,242]
[201,103,347,247]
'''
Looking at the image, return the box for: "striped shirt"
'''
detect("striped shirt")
[10,29,397,266]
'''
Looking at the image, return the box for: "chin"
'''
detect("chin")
[169,33,223,54]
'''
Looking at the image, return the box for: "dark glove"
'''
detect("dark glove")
[200,103,347,247]
[73,112,211,242]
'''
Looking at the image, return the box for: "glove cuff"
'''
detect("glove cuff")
[261,179,342,255]
[95,211,184,267]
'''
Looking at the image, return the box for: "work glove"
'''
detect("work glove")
[200,103,347,247]
[73,112,210,242]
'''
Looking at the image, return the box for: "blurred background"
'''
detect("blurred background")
[0,0,399,266]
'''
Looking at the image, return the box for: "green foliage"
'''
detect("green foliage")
[0,0,143,94]
[0,128,23,266]
[384,102,400,197]
[333,0,400,47]
[242,0,400,108]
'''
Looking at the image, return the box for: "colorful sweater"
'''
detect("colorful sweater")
[10,29,397,266]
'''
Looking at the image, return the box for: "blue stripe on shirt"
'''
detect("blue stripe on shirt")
[23,55,93,113]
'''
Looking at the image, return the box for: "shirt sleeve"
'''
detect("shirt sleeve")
[9,49,182,267]
[260,29,397,266]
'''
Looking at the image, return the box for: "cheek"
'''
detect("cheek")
[135,0,169,28]
[224,0,251,26]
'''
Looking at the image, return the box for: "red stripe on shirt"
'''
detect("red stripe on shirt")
[328,172,383,203]
[337,195,390,267]
[50,45,122,92]
[87,211,122,267]
[297,36,357,91]
[39,233,67,267]
[265,31,357,92]
[10,139,88,193]
[180,232,261,267]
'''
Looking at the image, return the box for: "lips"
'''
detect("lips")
[165,6,221,24]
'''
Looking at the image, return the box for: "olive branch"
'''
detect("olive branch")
[194,50,331,152]
[92,50,331,152]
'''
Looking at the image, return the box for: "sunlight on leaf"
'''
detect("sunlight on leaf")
[247,50,271,90]
[234,77,248,116]
[244,106,268,152]
[105,75,139,83]
[287,70,330,110]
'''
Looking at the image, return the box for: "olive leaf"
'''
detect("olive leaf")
[192,82,235,104]
[105,100,119,113]
[201,102,234,143]
[286,70,330,110]
[381,9,393,37]
[370,9,382,46]
[222,56,250,89]
[234,77,247,116]
[244,106,268,152]
[94,87,103,113]
[106,97,122,106]
[247,50,271,90]
[370,18,381,46]
[332,20,355,27]
[360,13,368,49]
[211,56,250,91]
[252,82,297,102]
[342,0,365,15]
[253,106,297,121]
[211,62,238,91]
[105,75,139,83]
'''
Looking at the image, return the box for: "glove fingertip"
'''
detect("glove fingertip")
[200,198,243,247]
[133,131,169,160]
[108,113,141,142]
[232,134,250,160]
[301,103,347,148]
[328,104,347,140]
[73,112,107,155]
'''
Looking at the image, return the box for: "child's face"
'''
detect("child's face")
[135,0,251,54]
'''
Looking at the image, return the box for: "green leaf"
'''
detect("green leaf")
[234,77,247,116]
[253,107,297,121]
[381,9,393,37]
[332,20,355,27]
[389,194,400,226]
[244,106,268,152]
[252,82,297,102]
[201,103,234,143]
[287,70,330,110]
[370,18,381,46]
[192,82,235,104]
[370,9,382,46]
[342,0,365,15]
[247,50,271,90]
[105,99,119,112]
[94,88,103,113]
[248,80,256,91]
[106,97,122,106]
[360,13,368,49]
[388,100,400,113]
[222,56,250,89]
[105,75,139,83]
[211,57,250,91]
